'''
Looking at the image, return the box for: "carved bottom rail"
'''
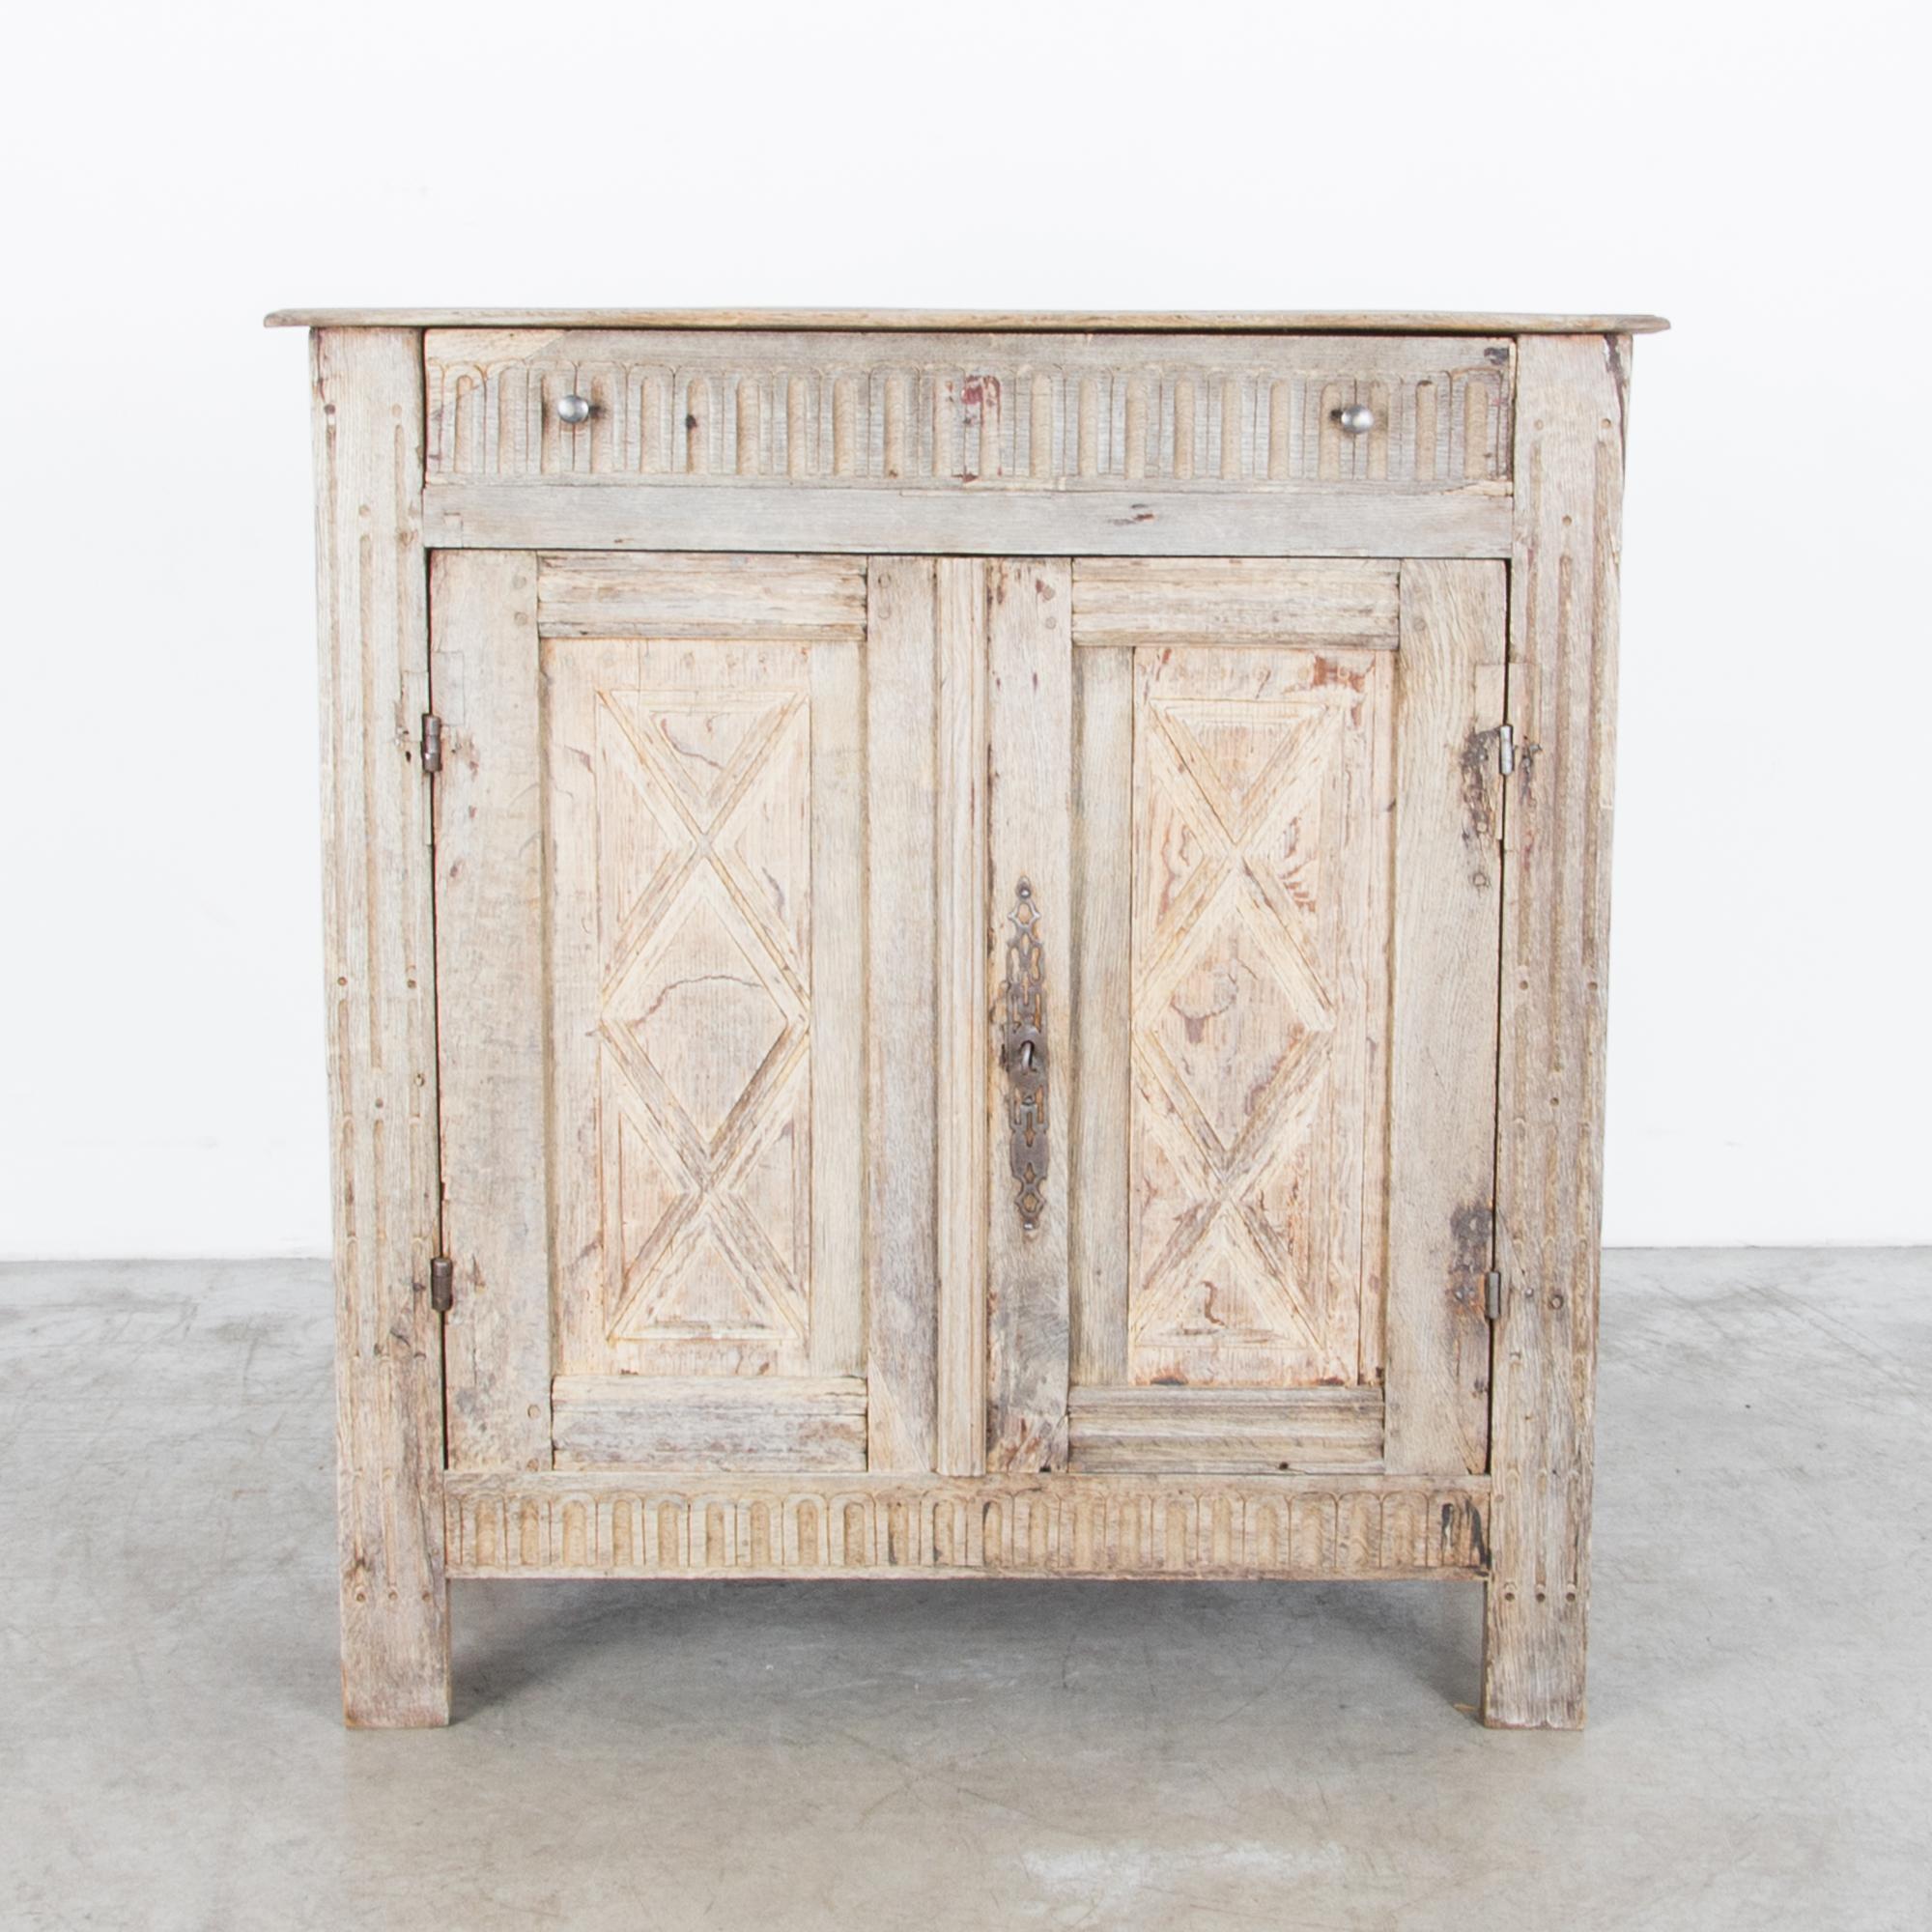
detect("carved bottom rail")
[443,1473,1490,1579]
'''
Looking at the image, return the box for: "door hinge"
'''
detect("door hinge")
[429,1255,454,1313]
[420,713,444,775]
[1484,1269,1503,1321]
[1497,724,1516,776]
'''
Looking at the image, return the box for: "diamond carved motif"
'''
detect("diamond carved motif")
[591,683,814,1364]
[1152,903,1321,1162]
[1130,662,1378,1387]
[609,888,792,1150]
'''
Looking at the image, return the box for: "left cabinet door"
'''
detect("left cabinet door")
[431,552,940,1477]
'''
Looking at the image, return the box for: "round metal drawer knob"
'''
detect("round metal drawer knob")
[1337,402,1376,436]
[555,392,592,425]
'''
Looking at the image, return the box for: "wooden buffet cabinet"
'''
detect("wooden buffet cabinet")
[272,306,1664,1729]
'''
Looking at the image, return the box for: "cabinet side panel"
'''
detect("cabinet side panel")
[1484,334,1629,1729]
[432,552,554,1472]
[1383,560,1507,1475]
[866,559,940,1471]
[986,560,1074,1472]
[311,327,449,1726]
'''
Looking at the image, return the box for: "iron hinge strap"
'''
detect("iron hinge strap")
[429,1256,454,1313]
[1484,1269,1503,1321]
[420,713,443,775]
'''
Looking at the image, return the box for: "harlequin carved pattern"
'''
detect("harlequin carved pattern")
[595,684,813,1373]
[443,1477,1490,1577]
[425,335,1513,486]
[1129,651,1390,1388]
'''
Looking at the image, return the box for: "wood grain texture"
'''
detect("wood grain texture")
[808,642,866,1376]
[934,560,989,1475]
[1067,1387,1382,1474]
[444,1471,1489,1577]
[274,307,1668,334]
[1383,561,1508,1477]
[1483,335,1630,1730]
[865,559,939,1471]
[1069,648,1134,1388]
[1127,647,1393,1389]
[423,480,1514,560]
[986,560,1074,1471]
[536,552,866,640]
[1073,560,1400,649]
[430,552,551,1473]
[311,328,448,1727]
[551,1377,866,1472]
[547,639,834,1381]
[420,331,1515,487]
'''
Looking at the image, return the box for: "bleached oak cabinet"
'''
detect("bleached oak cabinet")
[274,307,1663,1730]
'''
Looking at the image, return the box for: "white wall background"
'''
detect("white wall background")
[2,0,1926,1258]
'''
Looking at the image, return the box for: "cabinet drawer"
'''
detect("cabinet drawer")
[425,329,1514,489]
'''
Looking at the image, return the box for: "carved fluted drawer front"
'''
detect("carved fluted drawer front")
[424,330,1514,488]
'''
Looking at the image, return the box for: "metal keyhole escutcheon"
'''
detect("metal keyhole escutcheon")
[1002,879,1048,1233]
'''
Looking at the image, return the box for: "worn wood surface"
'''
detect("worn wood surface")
[934,560,989,1475]
[865,559,940,1471]
[311,328,448,1727]
[1483,335,1630,1730]
[807,639,866,1377]
[430,552,552,1473]
[1073,559,1400,649]
[986,560,1074,1472]
[1068,646,1134,1388]
[444,1471,1490,1577]
[1067,1387,1383,1474]
[1126,645,1392,1389]
[536,552,866,640]
[273,306,1667,333]
[419,331,1515,488]
[552,1377,867,1472]
[1383,561,1508,1476]
[546,637,839,1382]
[422,480,1514,559]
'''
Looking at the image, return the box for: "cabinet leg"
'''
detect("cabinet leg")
[1479,335,1624,1735]
[338,1462,451,1728]
[1481,1566,1586,1730]
[313,326,450,1729]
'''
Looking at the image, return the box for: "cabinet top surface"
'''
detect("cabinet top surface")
[266,305,1668,334]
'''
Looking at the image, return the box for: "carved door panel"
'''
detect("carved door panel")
[433,552,941,1477]
[987,559,1508,1480]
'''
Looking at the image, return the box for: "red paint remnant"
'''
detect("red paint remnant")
[1308,655,1366,690]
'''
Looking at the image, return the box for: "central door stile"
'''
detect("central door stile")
[985,559,1074,1473]
[934,560,990,1477]
[865,559,942,1472]
[867,554,996,1480]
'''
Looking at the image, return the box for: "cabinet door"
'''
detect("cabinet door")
[431,552,957,1476]
[988,559,1506,1479]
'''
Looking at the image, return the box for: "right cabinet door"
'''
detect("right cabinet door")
[993,558,1507,1482]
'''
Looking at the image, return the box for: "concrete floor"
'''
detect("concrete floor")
[2,1251,1926,1930]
